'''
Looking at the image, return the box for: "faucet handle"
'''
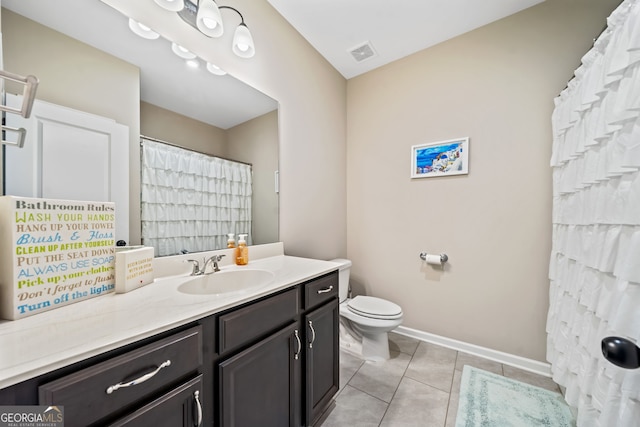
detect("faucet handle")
[185,259,201,276]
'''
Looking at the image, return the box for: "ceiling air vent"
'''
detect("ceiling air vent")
[349,42,377,63]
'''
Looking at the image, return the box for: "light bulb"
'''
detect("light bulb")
[154,0,185,12]
[171,42,197,59]
[196,0,224,37]
[206,63,227,76]
[128,19,160,40]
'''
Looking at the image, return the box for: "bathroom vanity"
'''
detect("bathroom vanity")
[0,247,340,427]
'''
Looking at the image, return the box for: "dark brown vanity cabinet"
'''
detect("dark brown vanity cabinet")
[302,272,340,426]
[37,326,204,427]
[218,322,302,426]
[214,271,339,427]
[0,270,340,427]
[215,287,302,427]
[304,300,339,426]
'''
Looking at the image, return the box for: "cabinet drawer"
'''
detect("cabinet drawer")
[218,288,299,354]
[39,326,202,427]
[304,272,338,310]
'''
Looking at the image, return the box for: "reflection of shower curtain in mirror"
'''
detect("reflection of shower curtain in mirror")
[140,138,252,256]
[547,1,640,425]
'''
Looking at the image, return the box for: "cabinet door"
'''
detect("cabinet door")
[305,299,339,426]
[108,375,203,427]
[219,322,301,427]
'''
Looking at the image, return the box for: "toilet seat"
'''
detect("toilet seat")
[347,296,403,320]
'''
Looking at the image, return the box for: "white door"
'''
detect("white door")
[4,95,129,242]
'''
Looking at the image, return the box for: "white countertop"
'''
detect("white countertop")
[0,248,340,389]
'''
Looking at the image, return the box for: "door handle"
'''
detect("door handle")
[601,336,640,369]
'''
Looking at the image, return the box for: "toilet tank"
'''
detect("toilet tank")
[330,259,352,302]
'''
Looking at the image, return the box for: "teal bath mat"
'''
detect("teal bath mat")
[455,365,575,427]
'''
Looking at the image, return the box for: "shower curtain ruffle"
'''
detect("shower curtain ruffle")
[547,1,640,425]
[140,138,252,256]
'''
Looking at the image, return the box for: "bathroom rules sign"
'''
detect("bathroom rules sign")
[0,196,116,320]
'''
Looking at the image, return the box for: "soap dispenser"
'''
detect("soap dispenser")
[227,233,236,248]
[235,234,248,265]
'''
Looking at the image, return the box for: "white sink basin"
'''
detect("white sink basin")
[177,269,275,296]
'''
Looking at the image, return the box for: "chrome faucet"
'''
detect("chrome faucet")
[186,259,201,276]
[187,255,226,276]
[203,254,225,274]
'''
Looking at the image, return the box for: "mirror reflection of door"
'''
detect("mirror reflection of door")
[4,95,130,242]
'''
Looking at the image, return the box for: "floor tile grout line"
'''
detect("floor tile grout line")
[376,344,418,427]
[443,350,460,427]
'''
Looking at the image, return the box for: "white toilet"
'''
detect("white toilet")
[331,259,403,361]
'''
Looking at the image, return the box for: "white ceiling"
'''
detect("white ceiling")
[267,0,545,79]
[1,0,544,127]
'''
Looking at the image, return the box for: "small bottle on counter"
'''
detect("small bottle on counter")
[227,233,236,248]
[235,234,248,265]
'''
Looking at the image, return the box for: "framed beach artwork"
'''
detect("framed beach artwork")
[410,137,469,179]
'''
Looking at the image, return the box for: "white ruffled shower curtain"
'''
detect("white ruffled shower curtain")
[140,138,252,256]
[546,0,640,425]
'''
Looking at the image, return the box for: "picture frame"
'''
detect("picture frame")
[411,137,469,179]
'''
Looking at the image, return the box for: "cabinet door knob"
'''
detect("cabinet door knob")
[308,320,316,349]
[294,330,301,360]
[105,360,171,394]
[193,390,203,427]
[317,286,333,294]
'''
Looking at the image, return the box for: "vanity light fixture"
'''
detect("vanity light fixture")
[155,0,255,59]
[171,42,197,59]
[206,62,227,76]
[128,19,160,40]
[127,17,228,76]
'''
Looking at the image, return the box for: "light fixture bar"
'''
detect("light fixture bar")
[173,2,255,58]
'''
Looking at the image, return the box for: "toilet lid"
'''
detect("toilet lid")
[347,296,403,319]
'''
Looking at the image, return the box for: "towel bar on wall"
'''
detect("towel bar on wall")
[0,70,39,118]
[1,70,39,147]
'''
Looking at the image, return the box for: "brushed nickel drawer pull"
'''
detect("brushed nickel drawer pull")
[308,320,316,349]
[294,330,301,360]
[106,360,171,394]
[317,286,333,294]
[194,390,203,426]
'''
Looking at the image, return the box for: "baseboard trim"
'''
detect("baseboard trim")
[393,325,552,378]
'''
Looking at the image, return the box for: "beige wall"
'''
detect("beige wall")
[228,110,279,246]
[1,9,141,244]
[346,0,620,361]
[103,0,348,260]
[140,101,227,156]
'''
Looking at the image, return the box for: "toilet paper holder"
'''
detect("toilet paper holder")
[419,252,449,264]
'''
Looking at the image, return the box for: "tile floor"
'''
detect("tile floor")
[315,332,561,427]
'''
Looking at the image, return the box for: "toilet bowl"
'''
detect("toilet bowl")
[331,259,403,361]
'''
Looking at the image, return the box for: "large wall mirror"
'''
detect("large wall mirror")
[1,0,279,256]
